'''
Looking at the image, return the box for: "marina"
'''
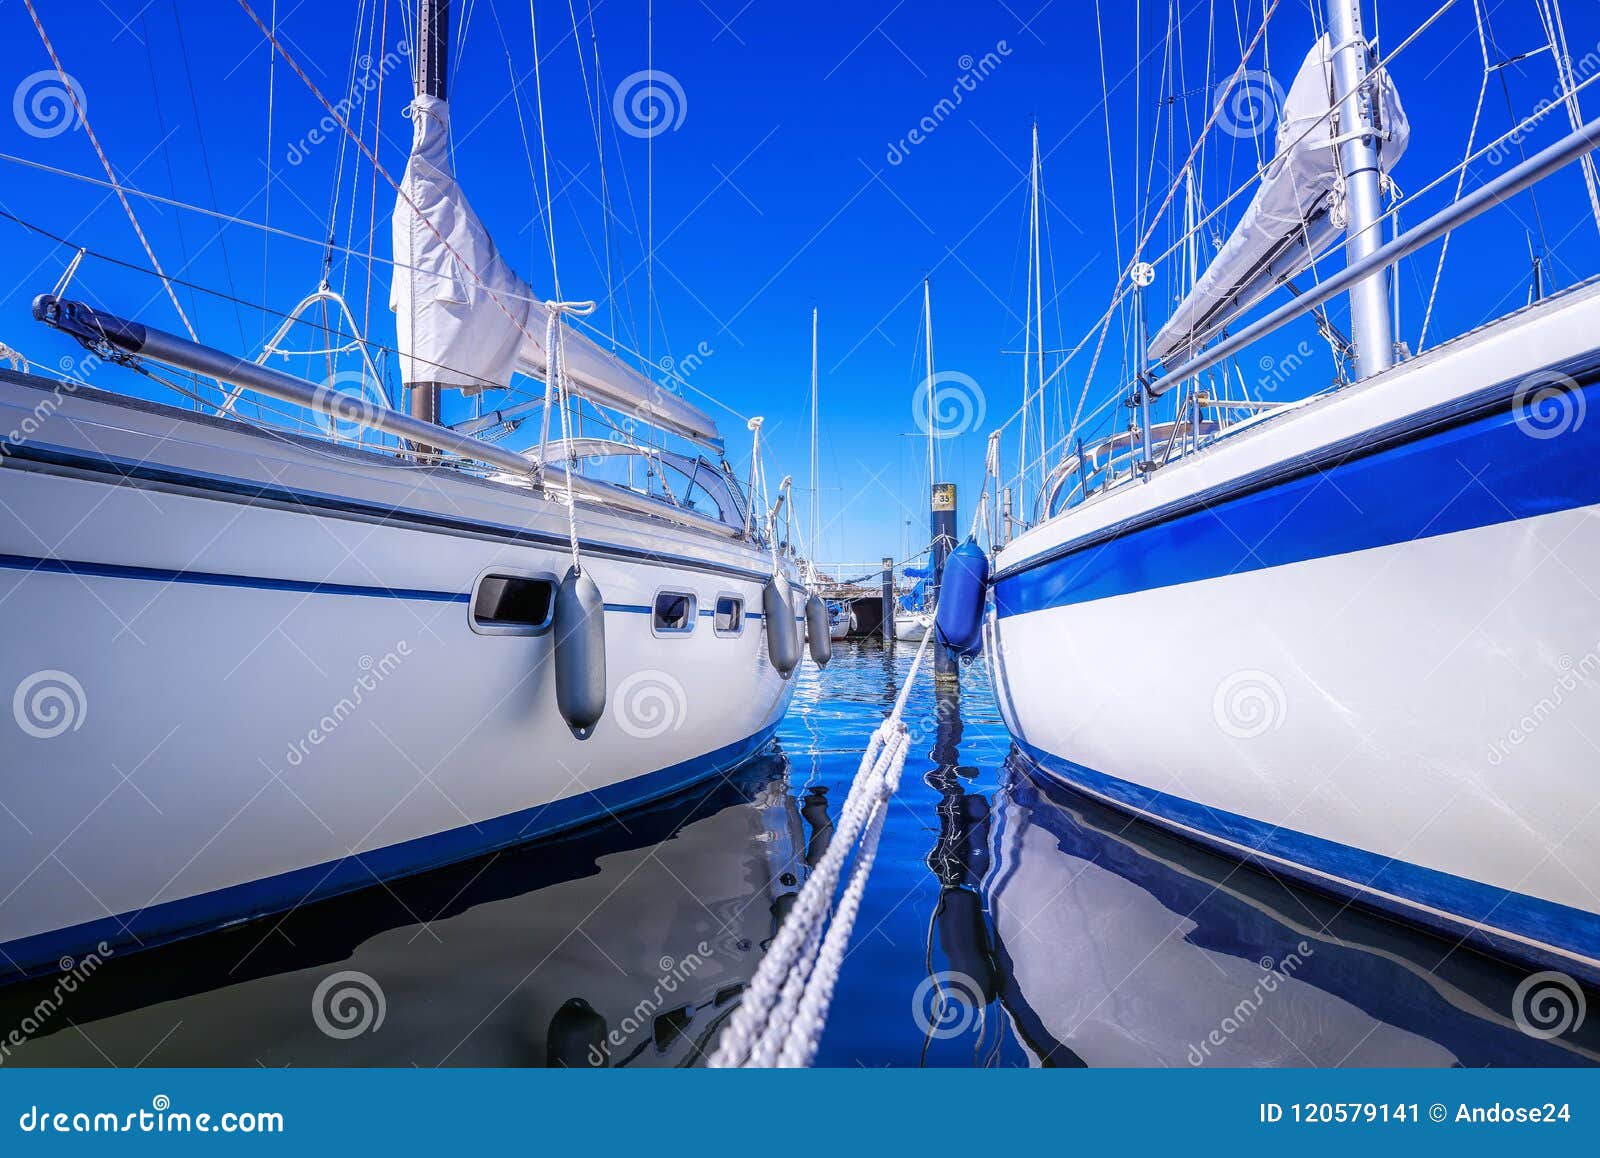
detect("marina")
[1,0,1599,1077]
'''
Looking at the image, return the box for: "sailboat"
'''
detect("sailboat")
[0,0,803,982]
[986,0,1600,984]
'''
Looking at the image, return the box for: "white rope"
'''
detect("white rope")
[544,300,597,573]
[710,630,937,1068]
[22,0,198,347]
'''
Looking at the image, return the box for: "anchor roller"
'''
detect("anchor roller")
[554,565,607,738]
[804,592,832,667]
[762,573,802,678]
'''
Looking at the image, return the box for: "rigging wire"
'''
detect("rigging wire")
[1004,0,1461,466]
[19,0,198,346]
[168,0,250,352]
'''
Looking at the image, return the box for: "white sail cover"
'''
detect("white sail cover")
[391,94,721,448]
[1148,36,1409,365]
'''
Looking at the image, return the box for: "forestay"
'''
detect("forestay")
[390,94,722,449]
[1147,34,1409,366]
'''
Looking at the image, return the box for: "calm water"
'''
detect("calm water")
[3,643,1595,1067]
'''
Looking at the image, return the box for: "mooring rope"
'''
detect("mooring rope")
[710,629,937,1068]
[542,300,596,573]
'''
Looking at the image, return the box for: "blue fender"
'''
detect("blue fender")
[935,537,990,654]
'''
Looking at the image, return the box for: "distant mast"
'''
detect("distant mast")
[1326,0,1393,378]
[810,306,819,573]
[407,0,450,425]
[923,277,936,492]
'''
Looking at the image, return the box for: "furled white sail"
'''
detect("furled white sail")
[391,94,721,448]
[1147,36,1409,365]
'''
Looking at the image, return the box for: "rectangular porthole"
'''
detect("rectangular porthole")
[471,573,555,636]
[714,594,744,636]
[653,590,697,635]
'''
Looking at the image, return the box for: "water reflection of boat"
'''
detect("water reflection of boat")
[987,754,1600,1068]
[0,753,815,1068]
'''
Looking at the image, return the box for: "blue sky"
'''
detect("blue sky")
[3,0,1600,566]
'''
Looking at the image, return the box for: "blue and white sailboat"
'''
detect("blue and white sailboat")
[0,0,806,982]
[986,0,1600,984]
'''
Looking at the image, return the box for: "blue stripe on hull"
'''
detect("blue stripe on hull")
[1015,739,1600,985]
[0,552,470,603]
[0,554,726,614]
[995,378,1600,616]
[0,723,780,984]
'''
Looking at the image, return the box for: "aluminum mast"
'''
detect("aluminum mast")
[1326,0,1394,378]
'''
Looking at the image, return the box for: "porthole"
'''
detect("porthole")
[714,594,744,636]
[470,572,556,636]
[653,590,697,635]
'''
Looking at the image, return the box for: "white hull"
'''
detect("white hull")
[895,611,933,641]
[0,374,798,979]
[986,763,1597,1066]
[988,282,1600,982]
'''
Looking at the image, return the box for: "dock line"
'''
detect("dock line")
[710,630,937,1068]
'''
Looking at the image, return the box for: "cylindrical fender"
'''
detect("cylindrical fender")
[805,593,832,667]
[935,537,991,655]
[762,573,802,678]
[554,565,607,738]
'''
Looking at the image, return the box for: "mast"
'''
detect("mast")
[407,0,450,426]
[1030,122,1045,497]
[1325,0,1394,379]
[923,277,937,492]
[1183,167,1201,446]
[809,306,819,568]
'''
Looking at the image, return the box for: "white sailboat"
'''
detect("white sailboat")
[0,0,803,982]
[986,0,1600,984]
